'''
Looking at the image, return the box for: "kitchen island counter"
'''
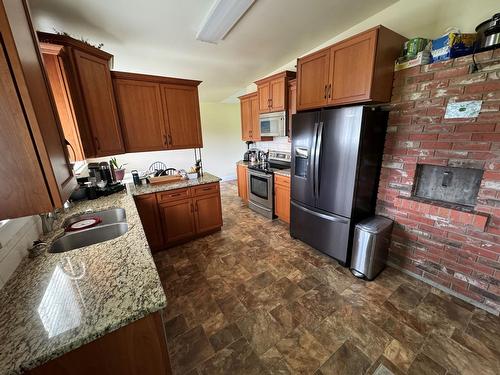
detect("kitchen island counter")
[0,190,166,374]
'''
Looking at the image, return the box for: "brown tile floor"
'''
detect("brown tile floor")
[154,181,500,375]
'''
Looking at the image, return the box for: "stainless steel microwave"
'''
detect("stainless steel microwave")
[259,111,286,137]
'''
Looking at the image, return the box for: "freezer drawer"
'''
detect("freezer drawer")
[290,200,350,265]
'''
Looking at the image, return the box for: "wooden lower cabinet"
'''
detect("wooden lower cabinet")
[134,194,164,252]
[194,194,223,233]
[274,174,291,223]
[134,183,222,252]
[236,164,249,202]
[28,312,171,375]
[159,198,197,245]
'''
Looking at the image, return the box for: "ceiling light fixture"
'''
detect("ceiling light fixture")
[196,0,255,44]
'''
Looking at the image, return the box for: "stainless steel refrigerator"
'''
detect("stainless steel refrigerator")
[290,105,388,266]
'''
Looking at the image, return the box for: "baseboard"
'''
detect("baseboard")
[387,261,499,316]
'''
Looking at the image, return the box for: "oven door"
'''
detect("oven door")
[248,170,272,208]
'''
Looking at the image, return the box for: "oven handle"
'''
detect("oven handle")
[249,170,272,180]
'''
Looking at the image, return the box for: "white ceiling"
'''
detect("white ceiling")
[29,0,397,102]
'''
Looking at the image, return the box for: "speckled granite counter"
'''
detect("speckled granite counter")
[274,169,291,177]
[0,190,166,374]
[236,160,249,166]
[130,172,221,196]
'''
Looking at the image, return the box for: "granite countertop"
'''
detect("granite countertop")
[130,172,221,196]
[236,160,249,166]
[274,169,291,177]
[0,189,168,373]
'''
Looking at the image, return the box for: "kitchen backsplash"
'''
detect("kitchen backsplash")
[254,136,291,153]
[0,216,41,289]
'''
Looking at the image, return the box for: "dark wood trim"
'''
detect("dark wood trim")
[254,70,296,85]
[111,71,201,86]
[37,31,114,63]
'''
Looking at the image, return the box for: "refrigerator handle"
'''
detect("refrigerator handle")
[311,121,319,198]
[291,201,349,223]
[314,122,324,198]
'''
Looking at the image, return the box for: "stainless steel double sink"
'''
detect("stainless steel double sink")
[49,208,128,253]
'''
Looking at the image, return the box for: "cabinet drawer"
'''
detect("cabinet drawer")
[275,174,290,188]
[192,183,219,197]
[156,188,190,203]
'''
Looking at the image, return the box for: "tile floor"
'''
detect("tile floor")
[154,181,500,375]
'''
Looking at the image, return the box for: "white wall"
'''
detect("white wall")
[0,217,41,289]
[88,102,244,181]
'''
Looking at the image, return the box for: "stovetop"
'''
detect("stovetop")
[247,150,291,175]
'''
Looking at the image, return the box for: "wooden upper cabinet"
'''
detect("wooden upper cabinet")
[297,26,406,110]
[239,92,260,141]
[41,46,85,162]
[257,82,271,113]
[255,71,296,114]
[296,48,330,110]
[72,49,124,156]
[113,77,166,152]
[161,84,203,149]
[0,0,76,220]
[329,29,377,105]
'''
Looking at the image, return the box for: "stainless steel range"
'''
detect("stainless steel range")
[248,150,291,218]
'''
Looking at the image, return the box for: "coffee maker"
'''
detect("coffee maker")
[243,141,258,162]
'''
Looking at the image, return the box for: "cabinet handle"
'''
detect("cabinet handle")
[328,83,332,99]
[270,98,273,108]
[171,193,181,197]
[168,134,172,145]
[324,85,327,99]
[163,134,168,146]
[94,137,100,151]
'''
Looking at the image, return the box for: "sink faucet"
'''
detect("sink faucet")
[39,211,57,235]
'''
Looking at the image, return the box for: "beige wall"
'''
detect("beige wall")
[88,102,243,180]
[235,0,498,97]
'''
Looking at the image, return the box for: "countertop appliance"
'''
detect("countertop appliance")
[244,149,258,162]
[290,106,388,266]
[476,13,500,51]
[248,150,291,218]
[260,111,286,137]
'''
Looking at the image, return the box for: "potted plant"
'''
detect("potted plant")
[110,157,127,181]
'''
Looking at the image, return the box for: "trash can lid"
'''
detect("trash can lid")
[356,215,393,234]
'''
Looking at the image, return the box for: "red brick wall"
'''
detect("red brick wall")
[376,49,500,312]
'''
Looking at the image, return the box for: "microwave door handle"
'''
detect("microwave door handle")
[314,122,324,198]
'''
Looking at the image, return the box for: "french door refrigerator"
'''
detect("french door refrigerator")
[290,105,388,266]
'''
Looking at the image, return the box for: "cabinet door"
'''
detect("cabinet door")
[329,29,377,105]
[159,198,196,244]
[270,77,286,111]
[42,51,85,162]
[161,84,202,149]
[274,175,290,223]
[134,194,164,252]
[237,164,248,202]
[257,82,270,113]
[0,39,53,219]
[72,49,124,156]
[194,193,223,234]
[114,79,167,152]
[296,49,330,110]
[250,94,261,139]
[288,79,296,137]
[240,96,253,141]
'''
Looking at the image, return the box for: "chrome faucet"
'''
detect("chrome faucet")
[39,211,57,235]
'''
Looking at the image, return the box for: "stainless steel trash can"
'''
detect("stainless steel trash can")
[350,216,393,280]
